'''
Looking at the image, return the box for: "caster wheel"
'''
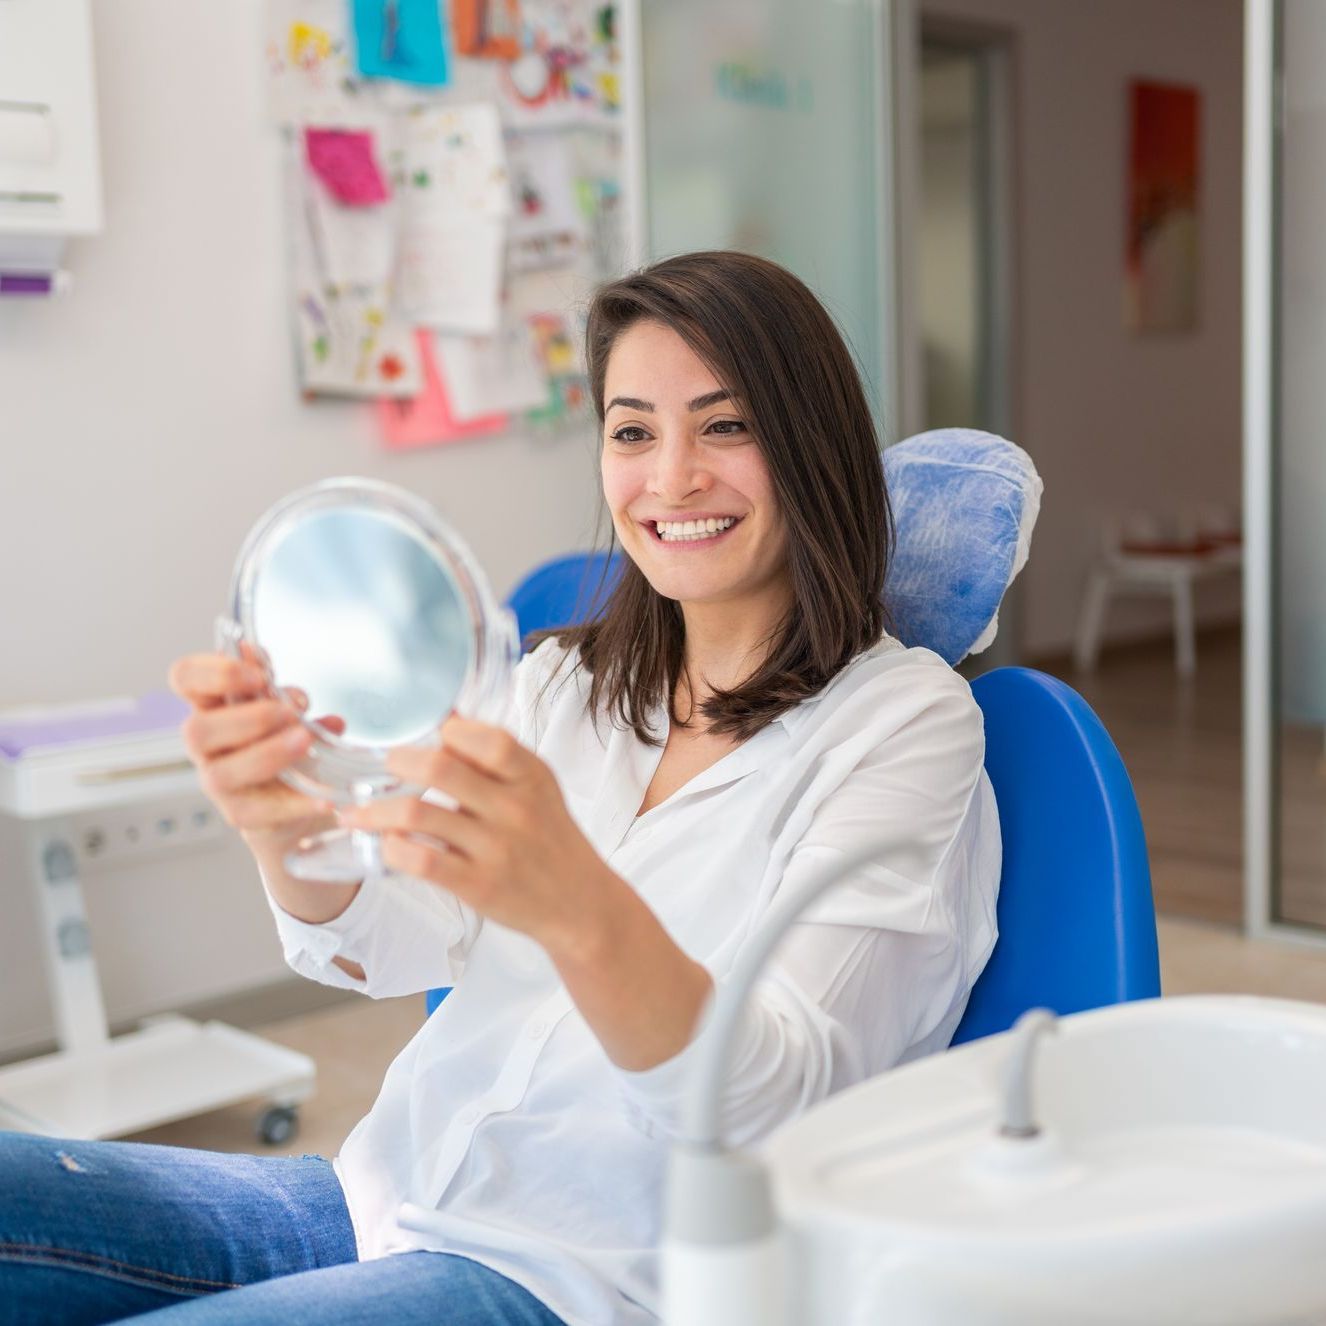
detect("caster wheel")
[257,1104,299,1146]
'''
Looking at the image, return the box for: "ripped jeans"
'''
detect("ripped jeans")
[0,1131,568,1326]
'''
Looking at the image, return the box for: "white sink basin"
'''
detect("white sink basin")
[765,995,1326,1325]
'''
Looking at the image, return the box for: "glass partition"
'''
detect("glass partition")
[1271,1,1326,928]
[639,0,893,431]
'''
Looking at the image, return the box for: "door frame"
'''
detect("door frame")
[895,9,1019,446]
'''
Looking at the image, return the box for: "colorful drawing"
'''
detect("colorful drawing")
[525,310,588,423]
[1125,80,1200,334]
[497,0,619,128]
[289,21,333,65]
[287,138,420,398]
[453,0,523,60]
[265,0,358,124]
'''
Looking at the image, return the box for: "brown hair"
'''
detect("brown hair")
[543,250,891,745]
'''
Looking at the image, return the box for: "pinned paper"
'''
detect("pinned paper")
[305,128,390,205]
[453,0,522,60]
[264,0,358,124]
[394,105,511,333]
[399,103,510,220]
[294,287,422,398]
[352,0,451,87]
[507,133,587,272]
[396,217,505,334]
[434,319,548,418]
[378,330,508,449]
[307,178,397,286]
[287,139,421,397]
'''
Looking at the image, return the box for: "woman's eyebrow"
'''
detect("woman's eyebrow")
[604,389,734,413]
[687,389,732,411]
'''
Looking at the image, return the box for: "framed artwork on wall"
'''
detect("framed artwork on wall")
[1125,79,1200,334]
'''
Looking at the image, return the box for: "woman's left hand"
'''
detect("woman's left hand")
[336,717,618,962]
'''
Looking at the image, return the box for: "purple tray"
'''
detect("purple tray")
[0,691,190,760]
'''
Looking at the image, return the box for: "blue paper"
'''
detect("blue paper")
[352,0,450,87]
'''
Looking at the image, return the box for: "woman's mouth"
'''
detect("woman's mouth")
[648,516,742,545]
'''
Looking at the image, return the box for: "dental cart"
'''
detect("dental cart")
[0,695,315,1144]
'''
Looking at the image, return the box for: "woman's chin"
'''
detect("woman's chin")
[640,571,748,607]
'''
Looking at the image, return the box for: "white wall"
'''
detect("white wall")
[919,0,1244,657]
[0,1,604,1055]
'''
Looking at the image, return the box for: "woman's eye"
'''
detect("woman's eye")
[609,426,650,444]
[707,419,748,437]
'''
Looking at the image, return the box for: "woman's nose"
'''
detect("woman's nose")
[647,436,711,501]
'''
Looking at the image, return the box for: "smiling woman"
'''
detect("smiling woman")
[554,251,893,746]
[2,252,998,1326]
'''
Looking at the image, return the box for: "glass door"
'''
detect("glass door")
[634,0,896,432]
[1271,1,1326,931]
[1247,0,1326,938]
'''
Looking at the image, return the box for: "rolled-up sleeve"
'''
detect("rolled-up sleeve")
[614,672,999,1147]
[254,639,574,1000]
[262,866,481,999]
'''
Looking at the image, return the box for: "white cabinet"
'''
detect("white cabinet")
[0,0,103,281]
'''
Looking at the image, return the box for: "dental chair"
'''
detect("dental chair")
[426,428,1163,1034]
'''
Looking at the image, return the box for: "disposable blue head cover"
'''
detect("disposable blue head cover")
[882,429,1042,665]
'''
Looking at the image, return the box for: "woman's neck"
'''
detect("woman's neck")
[678,584,791,702]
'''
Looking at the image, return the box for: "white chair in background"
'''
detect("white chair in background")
[1073,513,1242,678]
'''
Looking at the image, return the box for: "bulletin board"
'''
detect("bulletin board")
[263,0,626,449]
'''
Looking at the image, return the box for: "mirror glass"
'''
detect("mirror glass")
[221,477,518,883]
[253,507,473,748]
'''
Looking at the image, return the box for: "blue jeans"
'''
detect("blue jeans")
[0,1131,568,1325]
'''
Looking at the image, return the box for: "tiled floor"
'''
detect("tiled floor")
[1036,628,1245,925]
[122,627,1326,1160]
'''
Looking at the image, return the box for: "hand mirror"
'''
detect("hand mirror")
[216,477,519,884]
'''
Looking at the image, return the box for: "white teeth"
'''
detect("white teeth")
[654,516,737,542]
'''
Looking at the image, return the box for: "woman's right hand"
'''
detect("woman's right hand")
[168,647,338,849]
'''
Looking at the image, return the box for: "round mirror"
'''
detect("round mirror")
[217,477,519,883]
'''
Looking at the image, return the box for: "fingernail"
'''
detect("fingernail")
[286,726,311,749]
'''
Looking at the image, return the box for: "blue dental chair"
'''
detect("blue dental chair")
[427,429,1162,1032]
[505,549,623,653]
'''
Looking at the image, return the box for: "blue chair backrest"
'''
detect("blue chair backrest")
[506,551,624,649]
[950,667,1161,1045]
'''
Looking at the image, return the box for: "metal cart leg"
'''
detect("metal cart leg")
[25,816,111,1056]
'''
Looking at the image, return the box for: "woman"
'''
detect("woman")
[0,252,999,1325]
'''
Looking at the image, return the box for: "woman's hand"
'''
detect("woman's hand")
[342,714,714,1071]
[168,647,343,848]
[336,717,618,963]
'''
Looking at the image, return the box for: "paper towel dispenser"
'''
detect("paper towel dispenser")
[0,0,103,290]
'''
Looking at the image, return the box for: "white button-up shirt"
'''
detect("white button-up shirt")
[264,634,1001,1326]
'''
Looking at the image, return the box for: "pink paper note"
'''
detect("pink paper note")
[305,127,389,206]
[378,329,508,449]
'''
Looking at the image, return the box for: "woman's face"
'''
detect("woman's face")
[600,320,789,611]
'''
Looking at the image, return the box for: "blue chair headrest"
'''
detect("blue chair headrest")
[883,428,1042,665]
